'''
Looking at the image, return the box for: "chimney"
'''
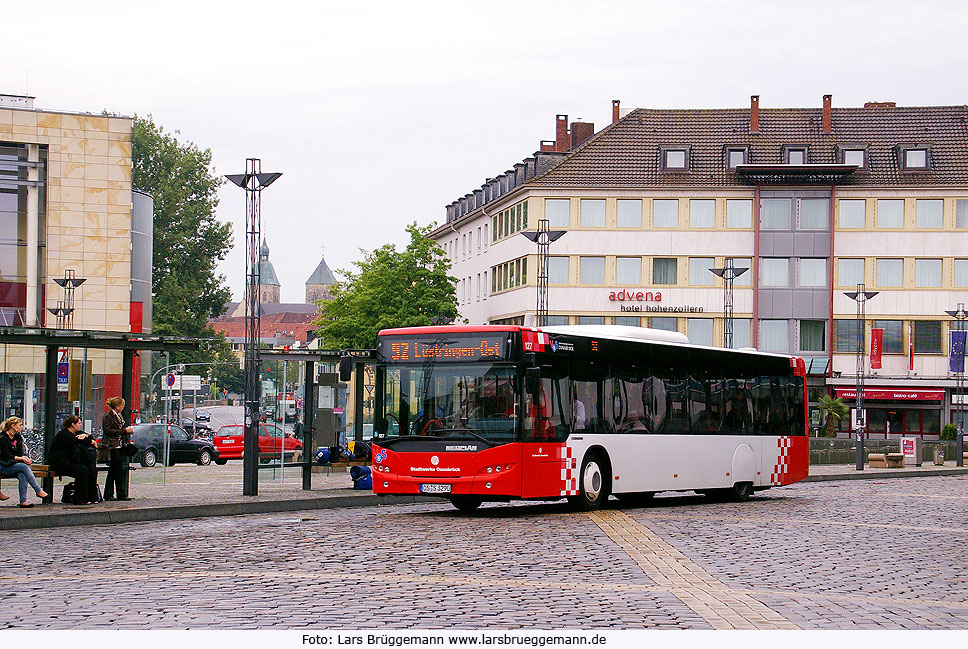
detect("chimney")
[822,94,832,134]
[864,101,896,109]
[555,114,569,152]
[612,99,621,124]
[539,140,556,152]
[750,95,759,134]
[570,121,595,149]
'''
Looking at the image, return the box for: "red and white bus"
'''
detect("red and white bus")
[370,324,808,512]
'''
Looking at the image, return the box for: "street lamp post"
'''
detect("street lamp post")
[845,284,878,471]
[521,219,566,327]
[226,159,282,496]
[710,259,749,348]
[944,303,967,467]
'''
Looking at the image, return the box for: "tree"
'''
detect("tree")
[817,394,849,437]
[314,223,457,349]
[131,115,233,363]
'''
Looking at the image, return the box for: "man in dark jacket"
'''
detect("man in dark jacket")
[49,415,99,505]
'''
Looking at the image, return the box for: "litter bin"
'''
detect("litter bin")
[901,437,922,467]
[934,448,945,466]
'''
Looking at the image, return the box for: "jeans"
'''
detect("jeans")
[0,462,43,503]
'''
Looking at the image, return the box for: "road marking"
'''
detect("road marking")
[588,509,798,630]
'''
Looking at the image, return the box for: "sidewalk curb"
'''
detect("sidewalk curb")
[0,494,420,531]
[804,467,968,482]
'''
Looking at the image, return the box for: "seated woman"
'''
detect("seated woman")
[49,415,99,505]
[0,417,49,507]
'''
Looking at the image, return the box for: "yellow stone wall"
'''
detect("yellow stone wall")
[0,108,133,375]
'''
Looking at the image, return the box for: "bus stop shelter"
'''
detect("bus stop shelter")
[0,327,201,499]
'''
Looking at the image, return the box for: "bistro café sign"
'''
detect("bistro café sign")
[607,289,703,313]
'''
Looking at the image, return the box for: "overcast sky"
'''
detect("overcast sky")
[4,0,968,303]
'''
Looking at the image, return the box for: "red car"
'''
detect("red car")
[213,424,303,464]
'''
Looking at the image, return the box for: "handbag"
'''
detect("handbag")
[73,443,97,465]
[122,442,138,457]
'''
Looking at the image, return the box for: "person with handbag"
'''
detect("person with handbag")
[49,415,99,505]
[0,417,48,507]
[102,397,134,501]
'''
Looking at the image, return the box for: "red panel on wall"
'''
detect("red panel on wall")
[130,301,143,334]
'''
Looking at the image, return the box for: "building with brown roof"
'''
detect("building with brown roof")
[433,96,968,439]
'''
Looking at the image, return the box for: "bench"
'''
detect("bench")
[2,464,114,504]
[868,453,905,468]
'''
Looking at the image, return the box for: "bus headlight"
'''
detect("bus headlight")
[486,467,493,474]
[485,482,492,489]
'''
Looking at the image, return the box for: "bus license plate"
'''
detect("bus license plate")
[420,483,452,494]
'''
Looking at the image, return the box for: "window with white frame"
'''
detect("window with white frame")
[726,258,752,286]
[760,320,790,352]
[616,199,642,228]
[838,258,864,287]
[874,320,904,354]
[726,199,752,228]
[730,319,751,349]
[650,317,678,331]
[688,318,713,346]
[661,148,688,170]
[842,149,865,167]
[877,199,904,228]
[799,320,826,352]
[652,199,679,228]
[957,199,968,229]
[545,199,570,227]
[652,258,677,285]
[483,224,488,249]
[616,257,641,285]
[916,199,943,228]
[839,199,866,228]
[876,258,903,287]
[547,257,569,284]
[785,147,807,165]
[799,258,827,287]
[689,199,715,228]
[799,198,829,229]
[688,257,715,286]
[902,148,928,170]
[956,259,968,287]
[760,258,789,287]
[613,316,641,327]
[579,199,605,228]
[761,198,791,229]
[915,259,942,287]
[726,148,747,169]
[579,256,605,284]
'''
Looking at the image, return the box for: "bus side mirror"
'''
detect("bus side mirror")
[338,355,353,381]
[525,367,541,395]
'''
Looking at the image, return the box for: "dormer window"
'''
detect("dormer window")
[784,146,808,165]
[726,147,748,170]
[839,147,867,168]
[902,148,928,169]
[661,147,689,171]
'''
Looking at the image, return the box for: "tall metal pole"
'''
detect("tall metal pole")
[711,259,748,348]
[945,303,967,467]
[226,160,282,496]
[845,284,878,471]
[521,219,565,327]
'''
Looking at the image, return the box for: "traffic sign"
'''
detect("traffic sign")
[166,373,176,387]
[57,348,69,392]
[296,398,304,409]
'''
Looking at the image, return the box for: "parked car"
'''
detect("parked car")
[130,423,220,468]
[213,423,302,465]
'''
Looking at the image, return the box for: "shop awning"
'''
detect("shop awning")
[835,388,944,401]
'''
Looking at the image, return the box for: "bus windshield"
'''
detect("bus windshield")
[379,362,519,445]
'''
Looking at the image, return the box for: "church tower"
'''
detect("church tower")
[305,252,335,304]
[258,238,281,304]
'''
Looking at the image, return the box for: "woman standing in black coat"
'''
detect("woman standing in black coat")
[102,397,134,501]
[49,415,99,505]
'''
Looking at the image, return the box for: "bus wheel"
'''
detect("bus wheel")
[449,496,483,513]
[730,481,753,502]
[569,452,609,511]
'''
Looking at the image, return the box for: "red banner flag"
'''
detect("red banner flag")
[870,328,883,369]
[909,323,915,371]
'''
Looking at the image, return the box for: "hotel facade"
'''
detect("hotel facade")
[431,97,968,438]
[0,94,150,429]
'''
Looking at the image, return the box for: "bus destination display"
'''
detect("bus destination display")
[380,335,507,363]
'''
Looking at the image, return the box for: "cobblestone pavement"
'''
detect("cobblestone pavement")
[3,475,967,629]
